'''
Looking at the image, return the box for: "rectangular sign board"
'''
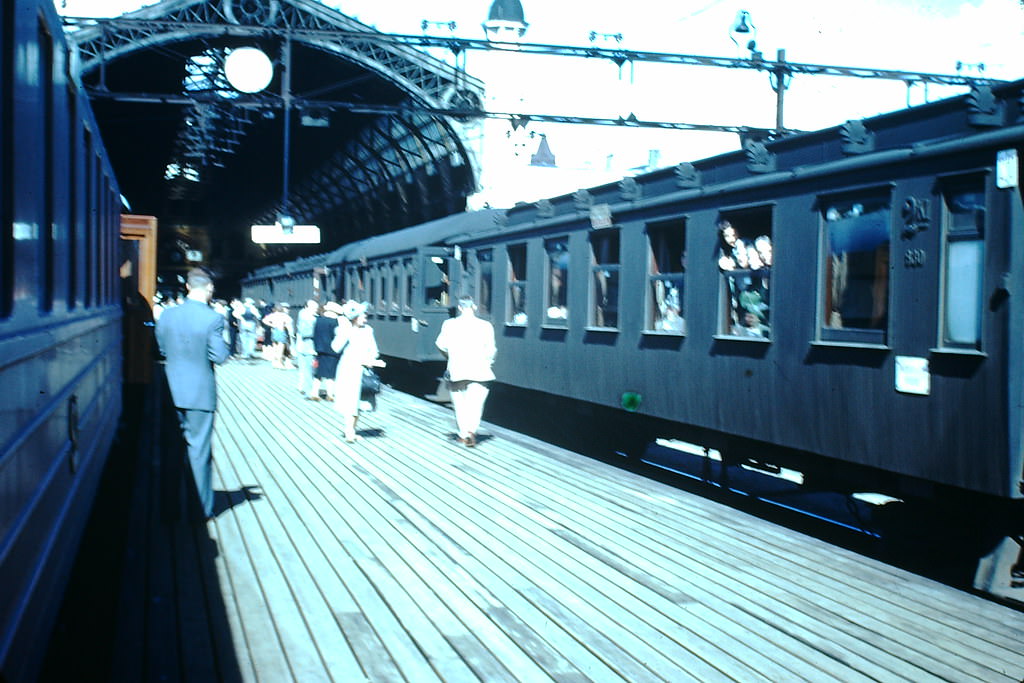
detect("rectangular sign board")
[251,224,321,244]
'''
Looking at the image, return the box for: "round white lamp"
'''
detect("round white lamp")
[224,47,274,94]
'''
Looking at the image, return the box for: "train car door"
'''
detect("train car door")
[413,246,460,360]
[119,214,157,384]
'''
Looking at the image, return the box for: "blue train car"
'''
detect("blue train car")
[0,1,124,680]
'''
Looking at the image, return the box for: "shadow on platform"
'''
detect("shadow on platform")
[40,370,245,682]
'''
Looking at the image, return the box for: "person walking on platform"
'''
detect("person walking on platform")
[332,300,386,443]
[262,304,293,369]
[155,268,230,519]
[295,299,319,397]
[236,298,260,360]
[435,295,496,447]
[311,301,342,401]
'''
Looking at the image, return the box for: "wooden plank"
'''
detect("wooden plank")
[203,461,294,682]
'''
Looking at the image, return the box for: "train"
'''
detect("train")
[244,77,1024,602]
[0,1,127,680]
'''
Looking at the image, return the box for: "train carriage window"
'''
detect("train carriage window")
[0,0,11,316]
[544,237,569,326]
[355,265,368,304]
[402,258,413,315]
[820,194,890,340]
[424,256,449,307]
[506,243,527,325]
[646,220,686,334]
[716,209,772,338]
[390,261,400,315]
[476,248,493,319]
[941,183,985,348]
[66,86,78,310]
[366,266,376,313]
[589,229,619,329]
[89,151,100,308]
[377,266,387,314]
[40,21,55,312]
[344,266,356,301]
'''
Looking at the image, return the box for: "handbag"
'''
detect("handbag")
[361,368,382,395]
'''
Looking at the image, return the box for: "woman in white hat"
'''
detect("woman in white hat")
[331,300,386,442]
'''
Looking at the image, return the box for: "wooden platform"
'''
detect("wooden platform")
[111,359,1024,682]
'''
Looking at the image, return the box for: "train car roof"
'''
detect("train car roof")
[244,209,501,280]
[327,208,501,264]
[450,77,1024,245]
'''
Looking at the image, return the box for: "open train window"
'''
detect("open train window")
[377,265,388,314]
[402,258,413,316]
[506,243,527,325]
[83,135,94,308]
[645,219,686,334]
[40,20,55,313]
[67,86,78,310]
[939,181,985,350]
[476,248,493,320]
[819,193,890,344]
[424,255,449,307]
[544,236,569,326]
[0,0,11,317]
[366,265,377,313]
[344,266,356,302]
[588,229,619,329]
[389,260,400,315]
[716,208,772,339]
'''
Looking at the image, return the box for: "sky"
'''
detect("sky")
[57,0,1024,205]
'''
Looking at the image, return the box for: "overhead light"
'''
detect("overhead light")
[224,47,274,94]
[301,110,329,127]
[251,220,321,244]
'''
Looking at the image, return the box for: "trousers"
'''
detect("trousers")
[448,380,490,439]
[297,352,315,394]
[176,408,216,517]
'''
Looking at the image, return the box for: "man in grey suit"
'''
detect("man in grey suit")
[155,268,231,519]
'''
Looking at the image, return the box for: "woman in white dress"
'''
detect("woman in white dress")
[332,301,386,442]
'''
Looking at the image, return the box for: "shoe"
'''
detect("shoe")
[465,434,476,448]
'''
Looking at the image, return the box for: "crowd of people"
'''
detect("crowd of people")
[155,283,495,451]
[717,220,772,338]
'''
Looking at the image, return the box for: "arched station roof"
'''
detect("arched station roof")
[64,0,487,279]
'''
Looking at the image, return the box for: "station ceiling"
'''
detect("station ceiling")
[65,0,486,283]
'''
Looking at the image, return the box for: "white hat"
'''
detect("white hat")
[323,301,344,315]
[340,300,368,319]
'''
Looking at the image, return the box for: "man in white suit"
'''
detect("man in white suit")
[435,295,496,447]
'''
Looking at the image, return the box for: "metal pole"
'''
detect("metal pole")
[281,34,292,216]
[774,48,787,132]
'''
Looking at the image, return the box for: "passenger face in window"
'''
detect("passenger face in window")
[747,246,764,271]
[754,236,772,267]
[717,221,747,271]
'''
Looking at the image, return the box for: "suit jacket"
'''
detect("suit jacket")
[435,313,496,382]
[156,298,231,411]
